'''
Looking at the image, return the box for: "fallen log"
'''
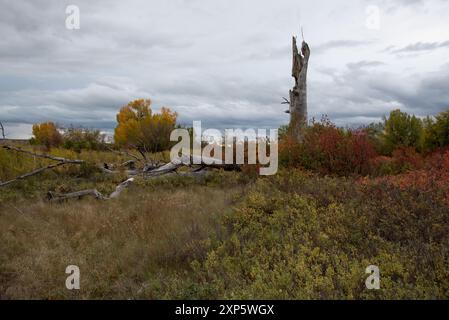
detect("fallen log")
[0,162,69,187]
[46,158,227,202]
[143,155,240,177]
[2,145,84,164]
[47,189,105,201]
[48,178,135,202]
[0,145,86,188]
[109,178,135,198]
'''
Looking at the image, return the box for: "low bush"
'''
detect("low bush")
[158,170,449,299]
[280,118,377,176]
[62,127,105,152]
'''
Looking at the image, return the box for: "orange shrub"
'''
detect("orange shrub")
[360,150,449,204]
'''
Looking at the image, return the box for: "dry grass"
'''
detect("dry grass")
[0,180,243,299]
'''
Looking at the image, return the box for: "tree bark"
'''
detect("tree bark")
[289,36,310,142]
[0,121,5,139]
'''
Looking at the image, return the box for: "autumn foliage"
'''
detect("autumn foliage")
[280,109,449,177]
[114,99,177,153]
[31,122,63,149]
[280,117,377,176]
[359,150,449,204]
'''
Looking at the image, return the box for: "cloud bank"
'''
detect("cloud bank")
[0,0,449,138]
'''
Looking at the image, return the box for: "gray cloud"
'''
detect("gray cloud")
[314,40,375,54]
[347,61,385,70]
[1,0,449,138]
[388,41,449,54]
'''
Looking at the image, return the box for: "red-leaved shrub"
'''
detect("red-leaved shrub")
[280,118,377,176]
[360,150,449,204]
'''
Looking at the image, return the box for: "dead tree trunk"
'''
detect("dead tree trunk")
[47,178,135,201]
[0,121,5,139]
[289,36,310,142]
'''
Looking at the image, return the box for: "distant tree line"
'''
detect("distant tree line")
[29,98,178,155]
[280,108,449,176]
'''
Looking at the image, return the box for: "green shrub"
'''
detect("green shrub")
[423,110,449,151]
[62,127,106,152]
[159,170,449,299]
[382,109,424,154]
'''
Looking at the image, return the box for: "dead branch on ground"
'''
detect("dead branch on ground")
[47,178,135,202]
[2,145,84,164]
[0,162,69,187]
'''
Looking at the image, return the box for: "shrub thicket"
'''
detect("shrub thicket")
[157,170,449,299]
[62,127,105,153]
[280,117,377,176]
[279,109,449,176]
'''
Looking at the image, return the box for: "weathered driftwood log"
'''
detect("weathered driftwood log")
[2,145,84,164]
[144,159,184,177]
[51,155,238,201]
[0,145,86,188]
[47,189,105,201]
[48,178,135,202]
[109,178,134,198]
[0,162,69,187]
[2,143,242,200]
[143,155,240,177]
[289,36,310,142]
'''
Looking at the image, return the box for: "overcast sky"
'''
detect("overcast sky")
[1,0,449,138]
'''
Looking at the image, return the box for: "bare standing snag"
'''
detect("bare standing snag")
[0,121,5,139]
[288,36,310,142]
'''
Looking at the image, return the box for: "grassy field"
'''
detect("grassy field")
[0,144,448,299]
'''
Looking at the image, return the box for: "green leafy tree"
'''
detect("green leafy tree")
[365,121,385,153]
[423,110,449,151]
[62,127,105,153]
[382,109,423,154]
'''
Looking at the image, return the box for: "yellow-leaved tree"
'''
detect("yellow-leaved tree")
[114,99,177,156]
[31,122,63,150]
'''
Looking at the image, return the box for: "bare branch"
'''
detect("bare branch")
[0,162,69,187]
[0,145,85,188]
[2,145,84,164]
[281,97,290,105]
